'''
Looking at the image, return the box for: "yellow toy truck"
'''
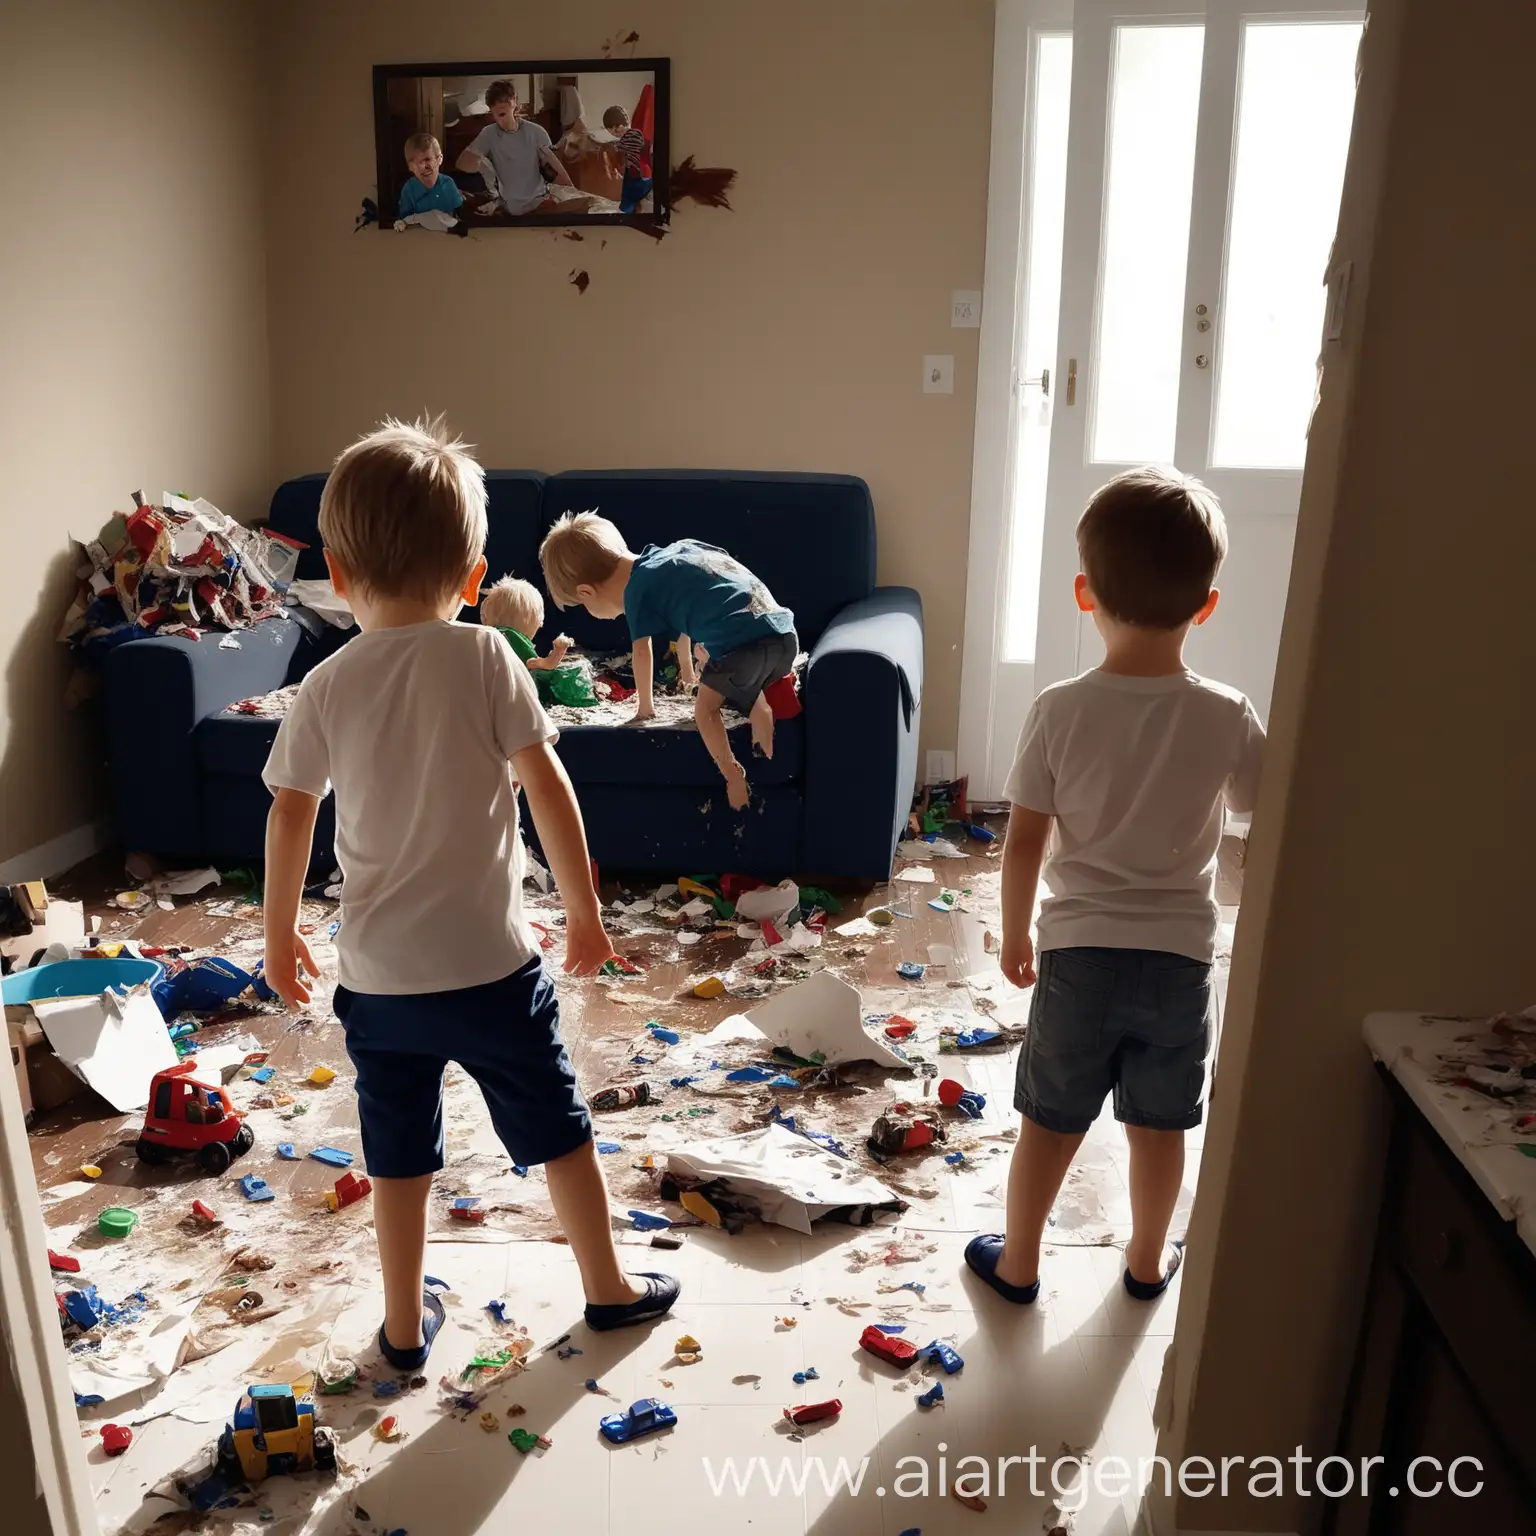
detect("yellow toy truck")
[190,1384,335,1509]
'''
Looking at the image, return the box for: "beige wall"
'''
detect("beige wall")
[0,1,272,865]
[1157,2,1536,1529]
[263,0,994,755]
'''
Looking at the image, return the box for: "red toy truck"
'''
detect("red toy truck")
[136,1060,254,1174]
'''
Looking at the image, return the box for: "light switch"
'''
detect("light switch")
[923,355,954,395]
[951,290,981,328]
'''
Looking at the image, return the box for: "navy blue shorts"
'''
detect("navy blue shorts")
[1015,947,1212,1135]
[620,172,653,213]
[333,956,592,1178]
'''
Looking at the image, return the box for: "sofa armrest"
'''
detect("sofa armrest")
[102,616,304,860]
[801,588,924,879]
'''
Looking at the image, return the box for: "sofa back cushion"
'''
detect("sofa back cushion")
[265,471,548,618]
[539,471,875,653]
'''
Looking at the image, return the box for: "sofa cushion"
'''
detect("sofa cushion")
[539,472,875,653]
[195,712,283,778]
[554,715,803,789]
[266,471,548,613]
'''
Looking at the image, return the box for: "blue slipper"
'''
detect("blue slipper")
[584,1272,680,1332]
[378,1287,446,1371]
[1124,1241,1184,1301]
[963,1234,1040,1304]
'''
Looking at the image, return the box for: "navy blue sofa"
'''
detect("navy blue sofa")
[103,471,924,880]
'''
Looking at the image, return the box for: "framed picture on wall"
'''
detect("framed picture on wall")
[373,57,671,229]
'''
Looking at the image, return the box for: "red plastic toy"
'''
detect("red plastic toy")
[48,1249,81,1273]
[101,1424,133,1457]
[136,1060,254,1175]
[763,673,802,720]
[859,1324,919,1368]
[784,1398,842,1426]
[325,1172,372,1212]
[883,1017,918,1040]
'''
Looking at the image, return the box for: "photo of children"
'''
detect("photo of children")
[377,63,664,226]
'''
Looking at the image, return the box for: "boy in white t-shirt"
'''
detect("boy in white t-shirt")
[965,466,1264,1307]
[262,417,678,1373]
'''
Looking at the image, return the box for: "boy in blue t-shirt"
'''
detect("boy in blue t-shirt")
[540,513,797,810]
[397,132,464,220]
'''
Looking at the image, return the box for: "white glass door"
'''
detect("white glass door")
[1033,1,1362,720]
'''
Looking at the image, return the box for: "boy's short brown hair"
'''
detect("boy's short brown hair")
[403,131,441,161]
[319,416,486,603]
[602,105,628,132]
[1076,466,1228,630]
[539,511,628,608]
[485,79,519,109]
[480,575,544,636]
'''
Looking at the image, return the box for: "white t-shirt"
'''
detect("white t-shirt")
[262,621,555,994]
[1005,669,1265,962]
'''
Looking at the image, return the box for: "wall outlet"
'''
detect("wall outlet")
[926,749,957,784]
[951,290,981,328]
[922,355,954,395]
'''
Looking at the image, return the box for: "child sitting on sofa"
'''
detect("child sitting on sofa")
[540,513,797,811]
[479,575,595,707]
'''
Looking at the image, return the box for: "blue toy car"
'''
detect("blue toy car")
[599,1397,677,1444]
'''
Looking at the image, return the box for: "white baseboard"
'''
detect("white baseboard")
[0,819,110,883]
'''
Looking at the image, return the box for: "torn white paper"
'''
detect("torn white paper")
[151,867,220,898]
[33,984,177,1112]
[666,1123,901,1235]
[718,973,908,1069]
[734,881,800,923]
[894,865,936,884]
[898,839,967,859]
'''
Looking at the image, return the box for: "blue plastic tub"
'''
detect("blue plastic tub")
[1,957,165,1006]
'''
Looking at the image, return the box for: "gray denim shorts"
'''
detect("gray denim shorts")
[1015,947,1212,1134]
[699,630,799,712]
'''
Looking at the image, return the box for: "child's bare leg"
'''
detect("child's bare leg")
[374,1173,433,1348]
[749,691,775,759]
[996,1119,1086,1287]
[694,684,749,809]
[1123,1125,1184,1284]
[544,1140,647,1306]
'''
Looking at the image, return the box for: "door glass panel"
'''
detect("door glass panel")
[1090,24,1204,464]
[1003,32,1072,662]
[1211,20,1361,468]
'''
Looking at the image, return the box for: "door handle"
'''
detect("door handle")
[1066,358,1077,406]
[1020,367,1050,397]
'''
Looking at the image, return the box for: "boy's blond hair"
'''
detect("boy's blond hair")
[480,575,544,636]
[319,416,486,603]
[1077,466,1228,630]
[539,511,628,608]
[403,131,441,161]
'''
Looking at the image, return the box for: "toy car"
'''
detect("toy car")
[190,1384,335,1508]
[859,1324,919,1367]
[598,1397,677,1444]
[784,1398,842,1426]
[136,1060,254,1174]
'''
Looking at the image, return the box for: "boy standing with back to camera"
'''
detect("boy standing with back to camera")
[966,467,1264,1305]
[262,418,678,1372]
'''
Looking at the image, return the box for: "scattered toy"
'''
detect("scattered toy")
[325,1172,372,1211]
[309,1146,354,1168]
[945,1152,965,1165]
[897,962,926,981]
[860,1324,919,1368]
[308,1066,337,1086]
[867,1105,947,1159]
[80,1165,102,1179]
[628,1209,672,1231]
[693,977,726,999]
[239,1176,274,1202]
[508,1426,552,1453]
[450,1198,486,1223]
[919,1339,965,1374]
[373,1381,400,1399]
[250,1067,275,1084]
[680,1189,723,1227]
[372,1415,402,1442]
[649,1025,681,1045]
[136,1060,255,1174]
[512,1164,528,1177]
[883,1016,918,1039]
[276,1143,300,1159]
[591,1082,661,1111]
[48,1249,80,1273]
[555,1345,583,1360]
[101,1424,133,1456]
[599,1398,677,1444]
[784,1399,842,1426]
[190,1199,220,1225]
[918,1382,945,1408]
[479,1411,500,1433]
[190,1383,336,1509]
[98,1207,138,1238]
[673,1334,703,1365]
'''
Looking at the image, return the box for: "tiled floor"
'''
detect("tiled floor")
[43,831,1240,1534]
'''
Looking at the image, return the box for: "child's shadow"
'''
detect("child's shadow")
[311,1310,662,1536]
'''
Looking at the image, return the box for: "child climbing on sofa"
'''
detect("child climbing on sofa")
[539,513,797,811]
[261,418,678,1373]
[966,466,1264,1309]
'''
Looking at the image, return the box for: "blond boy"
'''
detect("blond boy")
[397,131,464,220]
[480,575,575,703]
[262,419,678,1371]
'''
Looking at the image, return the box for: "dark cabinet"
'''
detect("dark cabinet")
[1328,1071,1536,1535]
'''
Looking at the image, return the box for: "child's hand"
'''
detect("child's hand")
[1000,932,1037,990]
[563,914,618,977]
[266,929,320,1009]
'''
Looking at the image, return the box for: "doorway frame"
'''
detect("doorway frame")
[957,0,1073,801]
